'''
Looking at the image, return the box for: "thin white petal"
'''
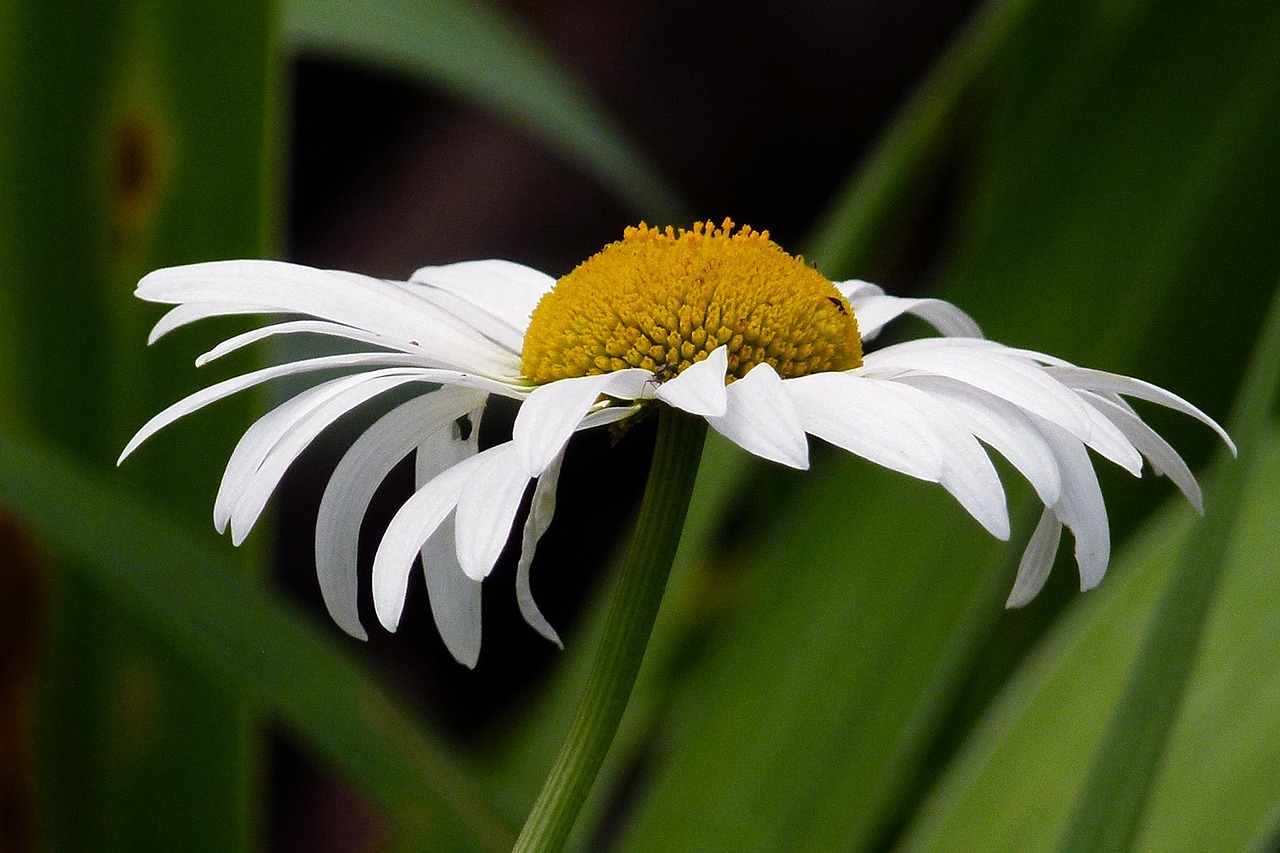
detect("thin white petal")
[1040,419,1110,590]
[1083,392,1204,512]
[512,369,651,476]
[898,375,1062,506]
[836,279,884,301]
[150,301,268,343]
[850,293,983,341]
[785,373,944,481]
[423,535,483,668]
[118,353,426,464]
[516,452,565,647]
[863,340,1098,441]
[455,443,531,581]
[414,400,486,666]
[197,319,426,366]
[216,369,417,533]
[707,363,809,469]
[230,372,444,545]
[315,388,486,639]
[137,260,518,375]
[409,259,555,346]
[788,371,1008,536]
[1047,365,1236,455]
[372,449,495,632]
[655,346,729,416]
[1007,508,1064,607]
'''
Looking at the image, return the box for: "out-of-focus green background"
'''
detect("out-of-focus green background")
[1,0,1277,851]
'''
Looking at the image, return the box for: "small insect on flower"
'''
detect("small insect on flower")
[120,220,1233,667]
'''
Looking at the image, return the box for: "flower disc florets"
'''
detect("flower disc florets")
[520,220,863,385]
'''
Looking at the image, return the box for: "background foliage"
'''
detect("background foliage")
[1,0,1276,850]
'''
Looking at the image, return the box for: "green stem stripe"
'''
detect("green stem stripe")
[1057,274,1280,852]
[515,409,708,852]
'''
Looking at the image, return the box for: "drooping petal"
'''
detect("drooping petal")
[371,449,493,632]
[863,340,1099,442]
[512,368,652,476]
[898,375,1062,506]
[197,319,427,366]
[138,260,519,375]
[423,536,484,668]
[708,363,809,469]
[454,443,532,581]
[842,282,983,341]
[409,259,556,348]
[150,301,269,343]
[218,369,426,540]
[1007,507,1065,607]
[516,452,565,646]
[655,346,729,416]
[119,352,425,464]
[417,403,486,666]
[1040,419,1111,591]
[788,371,1009,536]
[315,387,486,639]
[785,373,944,481]
[1048,365,1236,454]
[1082,392,1204,512]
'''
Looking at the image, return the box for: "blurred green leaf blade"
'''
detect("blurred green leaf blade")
[285,0,687,221]
[900,422,1280,852]
[0,428,517,852]
[0,2,278,850]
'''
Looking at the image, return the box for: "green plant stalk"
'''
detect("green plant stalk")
[514,408,708,852]
[1057,275,1280,853]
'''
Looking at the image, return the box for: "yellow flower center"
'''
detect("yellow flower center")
[520,220,862,385]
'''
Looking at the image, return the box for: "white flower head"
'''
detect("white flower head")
[120,220,1233,667]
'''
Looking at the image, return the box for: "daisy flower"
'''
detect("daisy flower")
[119,220,1233,667]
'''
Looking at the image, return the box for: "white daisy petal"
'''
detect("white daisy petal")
[1006,508,1064,607]
[422,522,484,668]
[410,259,555,344]
[655,346,729,416]
[197,319,424,366]
[230,372,449,544]
[785,373,944,481]
[1083,392,1204,512]
[138,260,519,375]
[372,449,494,632]
[513,368,652,476]
[863,341,1098,441]
[708,363,809,469]
[150,301,270,343]
[315,388,486,639]
[517,452,566,647]
[850,292,983,341]
[410,400,488,666]
[1040,419,1110,591]
[216,369,420,534]
[455,443,532,581]
[1075,393,1145,475]
[897,375,1062,506]
[118,353,426,464]
[1047,365,1236,454]
[836,279,883,301]
[790,371,1008,536]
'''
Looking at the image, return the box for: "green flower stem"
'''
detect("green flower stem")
[514,408,708,853]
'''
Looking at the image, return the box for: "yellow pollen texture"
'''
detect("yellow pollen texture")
[521,220,863,385]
